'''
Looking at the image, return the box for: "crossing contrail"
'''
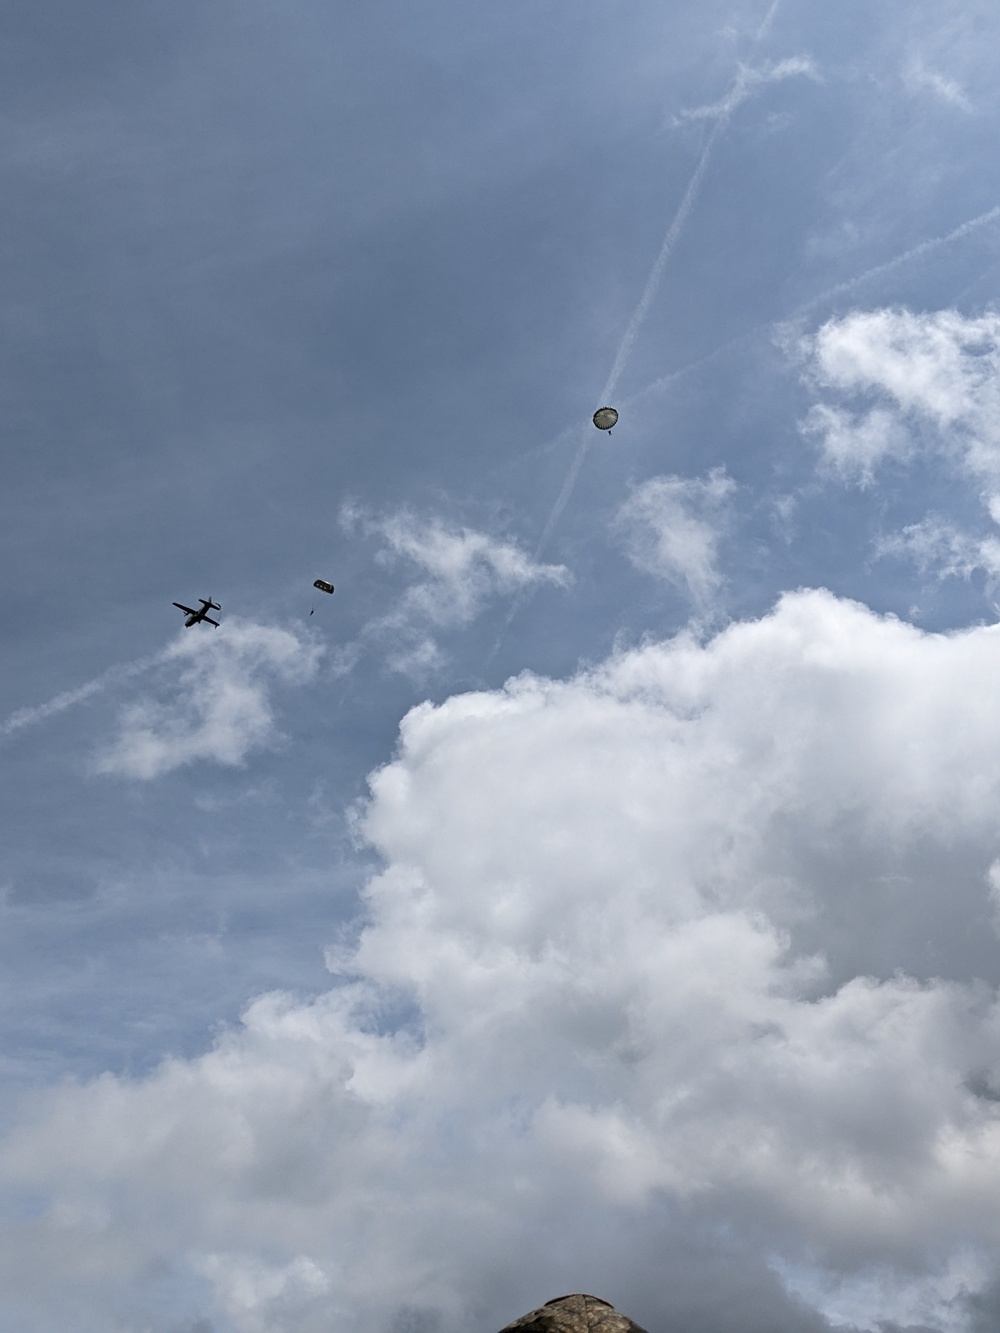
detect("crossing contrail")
[522,51,815,587]
[491,12,1000,663]
[491,197,1000,664]
[527,111,731,580]
[490,107,735,654]
[600,117,730,409]
[488,34,796,663]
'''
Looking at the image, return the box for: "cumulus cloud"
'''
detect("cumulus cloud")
[614,469,735,607]
[8,592,1000,1331]
[94,621,322,780]
[343,505,569,675]
[800,308,1000,500]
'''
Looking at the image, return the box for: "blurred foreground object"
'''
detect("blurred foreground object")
[499,1293,648,1333]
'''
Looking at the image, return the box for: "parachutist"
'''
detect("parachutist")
[310,578,335,616]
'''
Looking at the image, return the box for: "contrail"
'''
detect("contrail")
[755,0,782,41]
[631,202,1000,410]
[491,116,732,655]
[491,203,1000,664]
[0,652,162,743]
[791,204,1000,320]
[601,116,730,407]
[489,12,796,662]
[487,114,730,660]
[523,43,813,584]
[531,424,590,563]
[529,114,729,572]
[491,4,999,667]
[626,329,760,413]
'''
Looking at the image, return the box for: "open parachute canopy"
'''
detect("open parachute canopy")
[313,579,335,595]
[592,406,618,432]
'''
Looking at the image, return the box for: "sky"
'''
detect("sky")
[4,0,1000,1329]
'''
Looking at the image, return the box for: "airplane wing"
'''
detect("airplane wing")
[173,603,197,615]
[203,616,220,627]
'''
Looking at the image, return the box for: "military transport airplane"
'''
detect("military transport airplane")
[173,597,221,627]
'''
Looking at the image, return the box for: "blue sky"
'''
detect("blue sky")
[5,1,1000,1330]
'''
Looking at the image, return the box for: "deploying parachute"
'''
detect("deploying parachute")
[592,406,618,433]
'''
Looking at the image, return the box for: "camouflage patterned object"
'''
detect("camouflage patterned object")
[498,1294,649,1333]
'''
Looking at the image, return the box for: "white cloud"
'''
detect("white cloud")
[802,402,913,485]
[800,308,1000,502]
[777,1249,991,1333]
[94,621,322,780]
[876,515,1000,584]
[801,309,1000,592]
[342,505,569,676]
[614,469,735,607]
[199,1253,332,1333]
[8,593,1000,1330]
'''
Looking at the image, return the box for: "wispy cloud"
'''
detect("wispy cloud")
[94,621,322,780]
[903,58,973,113]
[343,505,570,676]
[801,402,913,486]
[876,515,1000,586]
[614,469,736,610]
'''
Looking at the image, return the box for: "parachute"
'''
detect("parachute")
[592,406,618,433]
[309,578,335,615]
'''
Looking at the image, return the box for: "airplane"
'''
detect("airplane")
[173,597,221,628]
